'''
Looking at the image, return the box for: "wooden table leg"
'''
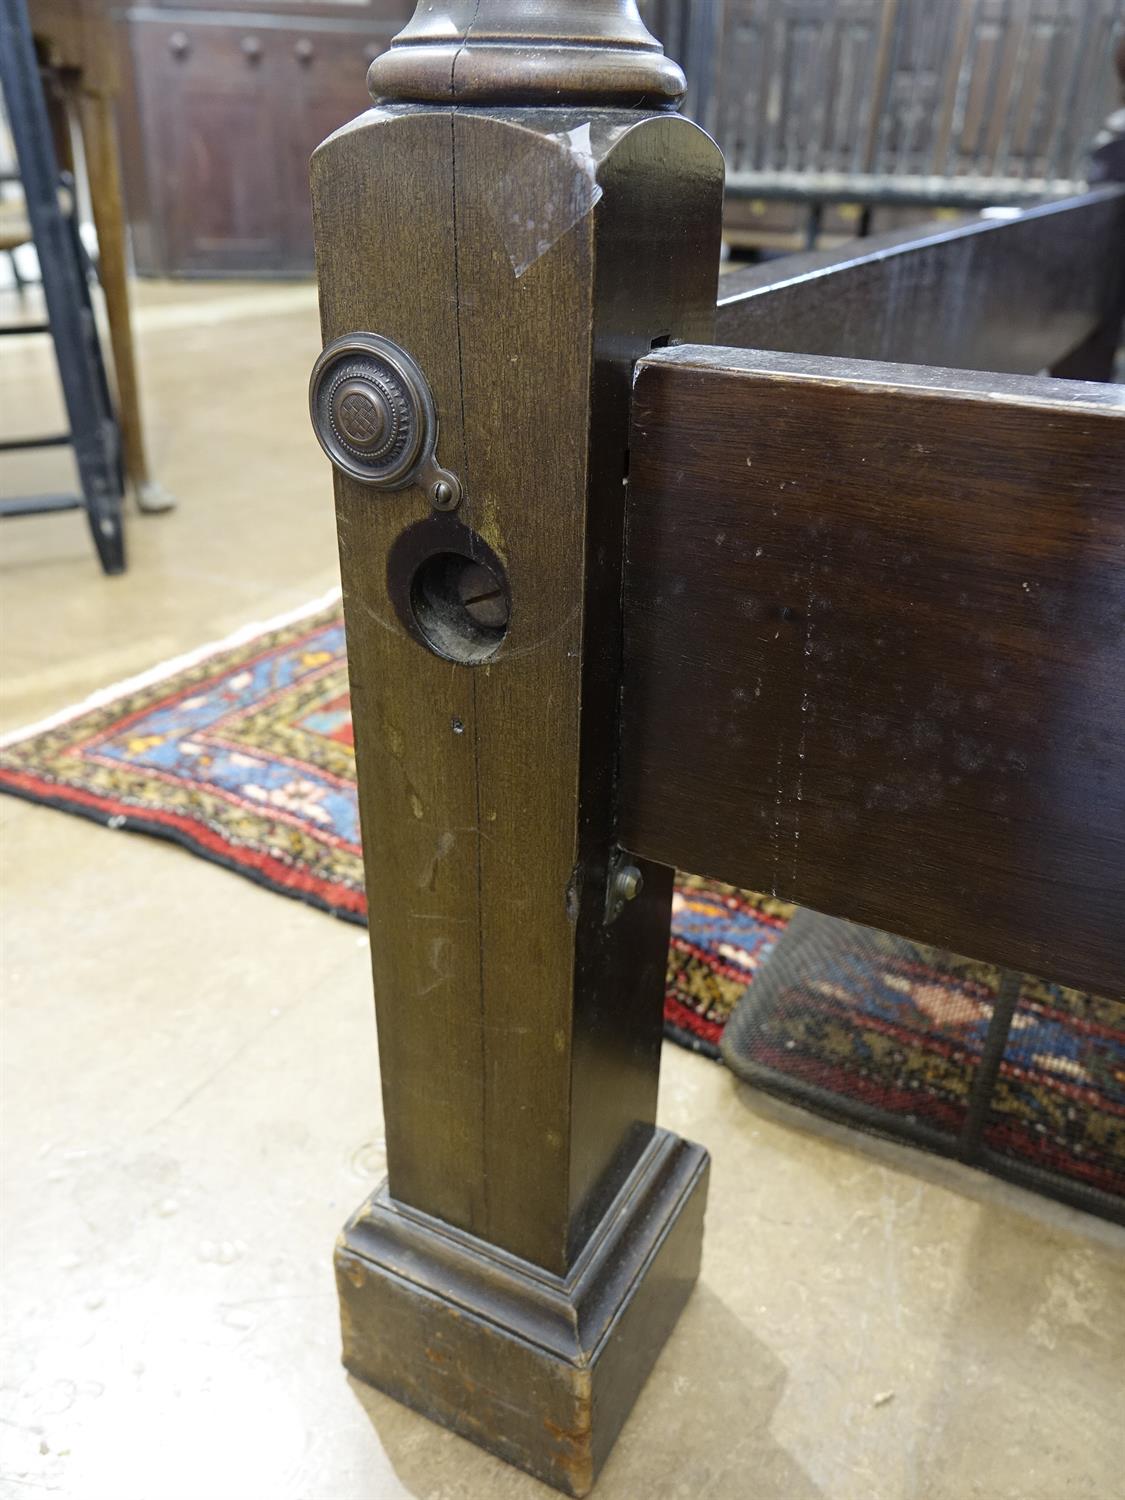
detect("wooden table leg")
[310,4,723,1492]
[76,87,174,513]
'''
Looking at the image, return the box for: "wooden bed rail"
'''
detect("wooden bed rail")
[622,345,1125,1003]
[716,186,1125,379]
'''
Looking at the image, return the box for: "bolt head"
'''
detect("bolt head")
[616,864,643,902]
[456,561,509,629]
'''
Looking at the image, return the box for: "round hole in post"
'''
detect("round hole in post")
[387,517,511,667]
[410,551,509,664]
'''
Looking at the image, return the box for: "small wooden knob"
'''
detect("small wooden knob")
[295,38,315,64]
[241,35,263,62]
[167,30,190,59]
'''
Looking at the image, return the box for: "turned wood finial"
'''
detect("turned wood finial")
[367,0,685,109]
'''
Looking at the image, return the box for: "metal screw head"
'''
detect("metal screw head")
[456,561,510,630]
[407,546,510,665]
[432,479,456,510]
[604,858,645,924]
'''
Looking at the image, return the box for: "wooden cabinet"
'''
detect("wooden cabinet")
[117,4,409,275]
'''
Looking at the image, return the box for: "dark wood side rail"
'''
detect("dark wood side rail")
[715,186,1125,378]
[621,345,1125,1003]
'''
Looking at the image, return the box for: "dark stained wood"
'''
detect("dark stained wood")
[621,345,1125,1003]
[314,104,721,1273]
[311,4,724,1472]
[368,0,685,106]
[650,0,1121,249]
[119,5,406,275]
[284,29,389,263]
[134,20,289,274]
[715,187,1125,377]
[452,112,722,1267]
[313,108,478,1218]
[314,5,1125,1489]
[337,1131,707,1497]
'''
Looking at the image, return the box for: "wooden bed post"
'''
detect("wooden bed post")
[308,4,724,1492]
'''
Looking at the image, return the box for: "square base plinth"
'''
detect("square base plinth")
[334,1129,709,1496]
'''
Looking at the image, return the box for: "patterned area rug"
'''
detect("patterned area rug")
[721,909,1125,1218]
[3,596,1122,1217]
[0,598,787,1058]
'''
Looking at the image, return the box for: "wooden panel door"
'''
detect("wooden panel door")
[133,20,288,274]
[121,7,410,275]
[284,27,389,269]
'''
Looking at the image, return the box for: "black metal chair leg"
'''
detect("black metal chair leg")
[0,0,126,575]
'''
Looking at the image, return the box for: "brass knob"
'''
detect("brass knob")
[241,35,263,62]
[309,333,460,508]
[313,347,419,483]
[332,378,392,454]
[295,38,315,64]
[168,30,190,59]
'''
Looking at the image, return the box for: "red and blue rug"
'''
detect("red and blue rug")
[0,598,788,1057]
[2,596,1121,1209]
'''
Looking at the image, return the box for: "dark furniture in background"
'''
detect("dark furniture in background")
[114,1,408,276]
[648,0,1123,250]
[111,1,1124,273]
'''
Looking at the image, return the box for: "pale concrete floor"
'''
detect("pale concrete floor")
[2,281,1123,1500]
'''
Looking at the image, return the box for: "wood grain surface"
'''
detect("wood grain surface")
[312,107,722,1273]
[622,345,1125,1001]
[716,187,1125,378]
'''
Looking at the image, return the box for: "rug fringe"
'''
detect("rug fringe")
[0,587,343,749]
